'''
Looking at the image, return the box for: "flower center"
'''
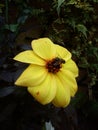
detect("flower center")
[46,57,65,73]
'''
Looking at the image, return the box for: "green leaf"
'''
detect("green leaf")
[67,0,77,5]
[57,0,65,14]
[76,24,88,38]
[45,122,54,130]
[4,24,19,32]
[17,15,28,24]
[0,86,16,97]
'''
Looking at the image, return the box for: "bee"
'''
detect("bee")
[46,57,65,73]
[53,57,65,67]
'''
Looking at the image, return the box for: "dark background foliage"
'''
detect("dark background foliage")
[0,0,98,130]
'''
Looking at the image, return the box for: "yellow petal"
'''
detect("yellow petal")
[62,59,79,77]
[57,70,78,97]
[55,44,72,61]
[14,50,45,66]
[31,38,56,60]
[52,76,70,107]
[15,64,47,87]
[27,74,56,105]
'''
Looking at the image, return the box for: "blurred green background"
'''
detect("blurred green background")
[0,0,98,130]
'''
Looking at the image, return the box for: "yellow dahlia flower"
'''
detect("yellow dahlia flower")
[14,38,78,107]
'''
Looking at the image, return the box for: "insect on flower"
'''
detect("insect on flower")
[53,57,65,66]
[46,57,65,73]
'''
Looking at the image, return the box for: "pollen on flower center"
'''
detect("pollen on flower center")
[46,57,65,73]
